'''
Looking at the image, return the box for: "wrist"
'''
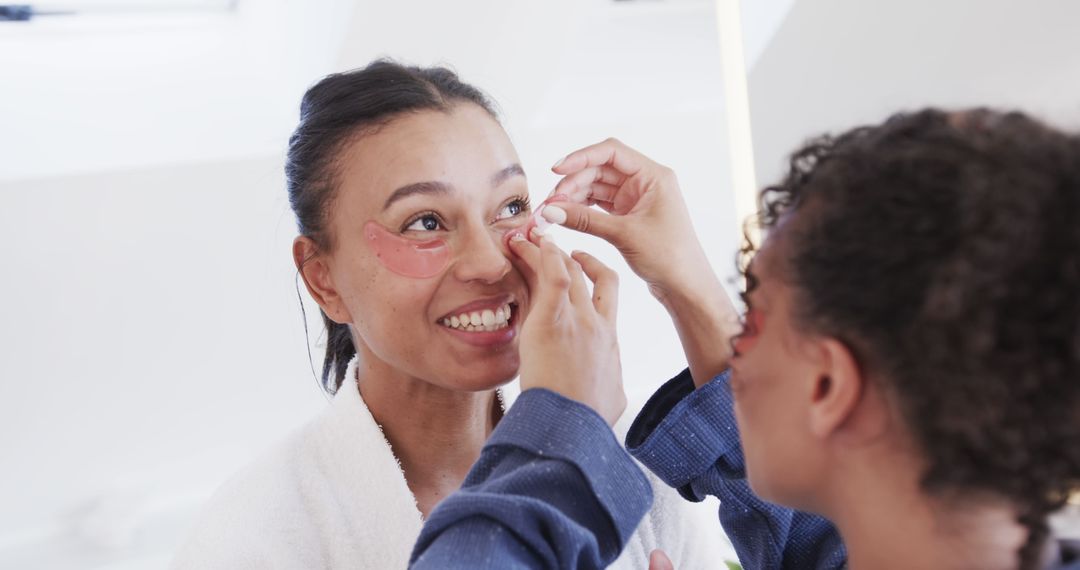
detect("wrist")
[656,274,740,388]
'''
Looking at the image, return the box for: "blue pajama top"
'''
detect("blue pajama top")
[409,369,846,569]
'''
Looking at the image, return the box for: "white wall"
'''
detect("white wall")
[747,0,1080,186]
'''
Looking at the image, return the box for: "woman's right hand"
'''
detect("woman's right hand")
[541,138,714,305]
[507,232,626,426]
[541,138,740,387]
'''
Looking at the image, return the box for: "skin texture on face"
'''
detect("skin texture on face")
[730,236,832,508]
[298,103,533,393]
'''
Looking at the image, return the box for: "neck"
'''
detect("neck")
[353,349,503,518]
[823,451,1026,570]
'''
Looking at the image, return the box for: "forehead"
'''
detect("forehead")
[333,103,520,214]
[748,235,783,284]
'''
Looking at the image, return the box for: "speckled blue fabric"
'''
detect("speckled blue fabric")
[626,369,847,570]
[410,369,1075,569]
[410,388,653,569]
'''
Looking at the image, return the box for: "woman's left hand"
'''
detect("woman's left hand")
[507,232,625,426]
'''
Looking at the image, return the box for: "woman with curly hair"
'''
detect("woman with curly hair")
[410,109,1080,570]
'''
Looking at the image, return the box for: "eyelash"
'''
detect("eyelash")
[400,196,532,232]
[497,196,531,221]
[402,210,445,233]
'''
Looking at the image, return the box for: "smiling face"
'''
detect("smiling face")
[300,103,532,392]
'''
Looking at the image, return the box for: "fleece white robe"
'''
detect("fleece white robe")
[172,357,721,569]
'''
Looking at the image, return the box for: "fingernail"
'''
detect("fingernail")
[529,227,543,241]
[509,232,526,242]
[541,205,567,225]
[552,156,566,170]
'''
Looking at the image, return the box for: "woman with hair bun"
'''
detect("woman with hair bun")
[171,60,717,570]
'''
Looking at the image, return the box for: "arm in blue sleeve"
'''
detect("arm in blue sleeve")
[410,388,654,570]
[625,369,847,570]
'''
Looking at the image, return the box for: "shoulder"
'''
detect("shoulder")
[171,423,325,569]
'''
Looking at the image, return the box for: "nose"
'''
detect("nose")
[451,223,512,284]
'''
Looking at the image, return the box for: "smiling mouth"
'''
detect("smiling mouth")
[440,303,516,333]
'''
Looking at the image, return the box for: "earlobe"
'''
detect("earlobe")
[808,339,863,439]
[293,237,351,324]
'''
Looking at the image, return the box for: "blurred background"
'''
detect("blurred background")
[1,0,1079,568]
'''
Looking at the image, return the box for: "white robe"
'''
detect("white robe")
[172,357,721,569]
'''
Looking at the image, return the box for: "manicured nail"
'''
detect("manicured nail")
[541,205,567,225]
[552,156,566,170]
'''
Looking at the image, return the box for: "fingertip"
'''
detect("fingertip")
[504,230,526,249]
[570,250,593,267]
[541,205,567,225]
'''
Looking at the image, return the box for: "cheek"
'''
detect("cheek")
[733,371,790,501]
[364,221,450,279]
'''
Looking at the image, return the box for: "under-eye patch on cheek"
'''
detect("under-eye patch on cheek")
[363,221,451,279]
[733,309,764,355]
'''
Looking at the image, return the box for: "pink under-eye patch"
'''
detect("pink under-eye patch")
[363,221,451,279]
[733,309,764,355]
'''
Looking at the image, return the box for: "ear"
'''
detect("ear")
[807,338,864,439]
[293,236,351,324]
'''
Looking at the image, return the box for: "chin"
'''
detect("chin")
[747,469,813,512]
[442,357,520,392]
[745,461,781,503]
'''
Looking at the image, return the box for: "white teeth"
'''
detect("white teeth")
[442,303,514,332]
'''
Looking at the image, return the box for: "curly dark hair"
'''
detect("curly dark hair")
[740,108,1080,569]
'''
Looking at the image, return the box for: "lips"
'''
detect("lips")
[441,302,514,332]
[437,297,520,348]
[438,296,519,332]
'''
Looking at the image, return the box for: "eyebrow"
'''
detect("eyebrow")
[491,164,526,187]
[382,181,451,212]
[382,163,526,212]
